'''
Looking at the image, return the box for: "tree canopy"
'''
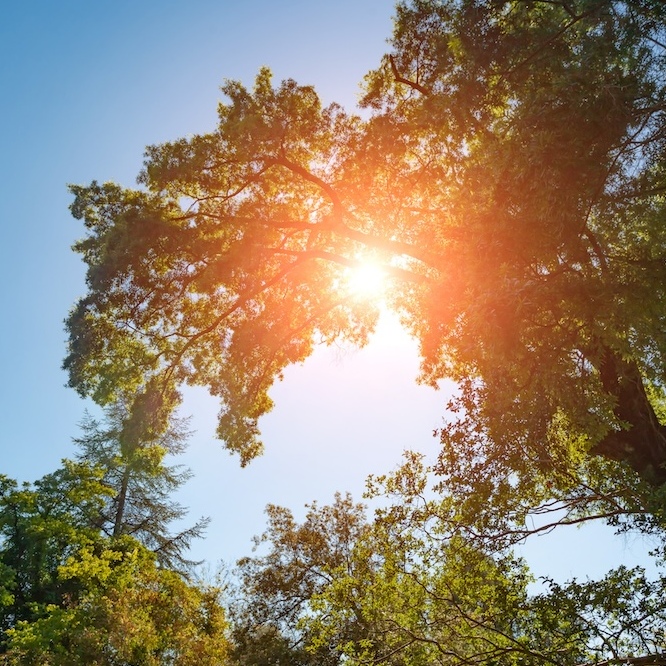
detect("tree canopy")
[5,537,229,665]
[65,0,666,494]
[0,462,228,664]
[54,3,666,662]
[231,484,666,665]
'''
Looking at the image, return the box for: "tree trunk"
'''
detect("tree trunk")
[113,466,131,537]
[592,348,666,486]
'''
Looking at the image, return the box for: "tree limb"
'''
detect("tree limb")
[389,55,430,96]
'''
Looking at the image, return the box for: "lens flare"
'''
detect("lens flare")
[345,261,387,300]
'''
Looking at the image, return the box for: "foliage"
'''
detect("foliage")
[0,440,221,661]
[229,493,370,665]
[74,400,209,571]
[234,481,666,666]
[363,453,666,665]
[0,463,110,646]
[4,537,229,665]
[62,1,666,663]
[64,0,666,499]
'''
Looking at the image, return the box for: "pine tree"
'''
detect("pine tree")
[74,399,209,571]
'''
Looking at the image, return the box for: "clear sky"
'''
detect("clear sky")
[0,1,657,580]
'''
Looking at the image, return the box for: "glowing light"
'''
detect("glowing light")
[345,260,387,301]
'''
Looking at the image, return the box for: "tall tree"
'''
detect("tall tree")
[0,461,224,661]
[64,0,666,495]
[62,6,666,658]
[74,399,209,571]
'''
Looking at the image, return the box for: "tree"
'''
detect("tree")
[360,453,666,665]
[229,493,371,666]
[0,402,215,657]
[0,463,110,648]
[64,0,666,490]
[4,537,230,665]
[64,4,666,659]
[65,0,666,648]
[0,461,227,663]
[74,400,209,571]
[232,471,666,666]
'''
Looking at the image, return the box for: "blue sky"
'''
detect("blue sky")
[0,1,657,579]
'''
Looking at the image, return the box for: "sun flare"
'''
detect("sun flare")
[345,261,387,301]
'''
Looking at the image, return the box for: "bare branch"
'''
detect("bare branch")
[389,55,430,96]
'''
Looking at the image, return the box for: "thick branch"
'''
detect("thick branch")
[267,154,346,216]
[113,465,131,538]
[592,348,666,486]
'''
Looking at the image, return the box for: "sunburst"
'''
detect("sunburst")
[345,260,387,301]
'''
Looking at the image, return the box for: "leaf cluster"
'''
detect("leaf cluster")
[232,477,666,666]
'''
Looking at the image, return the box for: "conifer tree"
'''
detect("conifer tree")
[74,398,209,571]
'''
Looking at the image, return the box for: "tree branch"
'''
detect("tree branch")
[264,247,432,285]
[389,55,430,96]
[578,655,666,666]
[261,157,443,269]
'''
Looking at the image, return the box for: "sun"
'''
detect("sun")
[345,260,387,301]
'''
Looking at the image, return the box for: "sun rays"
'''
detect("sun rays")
[344,260,388,301]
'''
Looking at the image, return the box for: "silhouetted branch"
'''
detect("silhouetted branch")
[389,56,430,96]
